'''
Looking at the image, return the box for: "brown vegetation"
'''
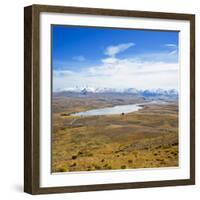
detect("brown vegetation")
[52,97,178,172]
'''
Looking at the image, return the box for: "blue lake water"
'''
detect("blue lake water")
[71,104,144,117]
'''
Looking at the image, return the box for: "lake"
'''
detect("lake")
[71,104,144,117]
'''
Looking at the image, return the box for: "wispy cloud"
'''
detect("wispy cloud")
[104,43,135,57]
[163,43,178,56]
[53,42,178,91]
[53,70,74,77]
[101,57,118,64]
[168,50,177,55]
[72,55,86,61]
[164,43,177,48]
[53,58,178,91]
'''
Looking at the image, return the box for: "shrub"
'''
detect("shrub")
[72,155,77,159]
[78,151,83,155]
[107,166,112,170]
[70,163,76,167]
[59,167,68,172]
[94,165,101,170]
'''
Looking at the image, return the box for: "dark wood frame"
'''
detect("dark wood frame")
[24,4,195,195]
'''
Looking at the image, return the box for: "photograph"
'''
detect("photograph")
[51,25,179,173]
[24,4,195,194]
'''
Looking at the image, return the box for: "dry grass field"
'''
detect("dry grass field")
[52,96,178,172]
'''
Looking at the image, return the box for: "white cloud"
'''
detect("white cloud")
[163,43,178,56]
[72,55,86,61]
[53,70,74,77]
[53,43,178,91]
[104,43,135,57]
[164,44,177,48]
[53,58,178,91]
[168,50,177,55]
[101,57,118,64]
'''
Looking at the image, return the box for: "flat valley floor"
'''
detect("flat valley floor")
[52,96,178,172]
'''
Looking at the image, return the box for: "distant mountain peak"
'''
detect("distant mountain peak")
[55,87,178,97]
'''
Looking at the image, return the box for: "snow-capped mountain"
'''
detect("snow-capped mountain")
[141,88,178,97]
[123,88,139,94]
[55,87,178,97]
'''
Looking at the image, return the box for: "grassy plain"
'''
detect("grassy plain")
[52,96,178,172]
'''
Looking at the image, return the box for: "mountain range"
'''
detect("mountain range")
[54,87,178,98]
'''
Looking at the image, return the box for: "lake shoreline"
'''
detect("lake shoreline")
[70,101,169,117]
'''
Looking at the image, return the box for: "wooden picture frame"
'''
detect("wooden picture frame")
[24,4,195,194]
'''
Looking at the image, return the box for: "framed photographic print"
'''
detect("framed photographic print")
[24,4,195,194]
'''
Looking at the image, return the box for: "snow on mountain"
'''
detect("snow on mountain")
[59,87,178,96]
[168,89,178,95]
[62,87,81,92]
[123,88,139,94]
[140,88,179,97]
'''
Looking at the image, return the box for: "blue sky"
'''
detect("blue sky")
[52,25,179,91]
